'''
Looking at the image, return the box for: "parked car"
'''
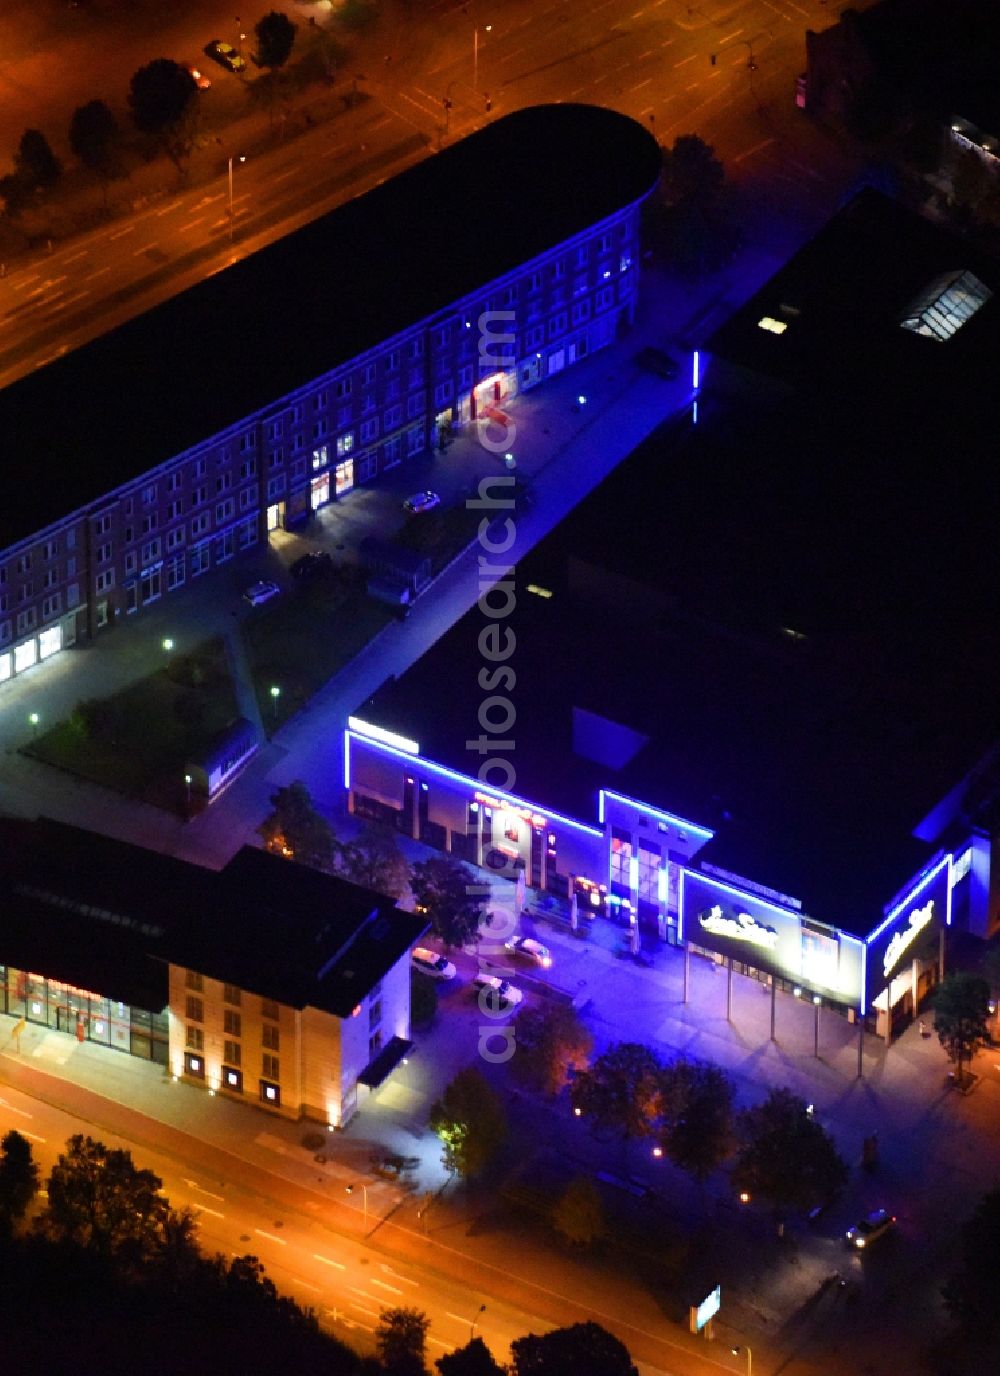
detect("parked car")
[187,66,212,90]
[203,39,247,73]
[403,490,441,514]
[290,550,333,582]
[504,935,553,968]
[472,972,524,1008]
[411,946,456,981]
[243,580,280,606]
[845,1207,896,1249]
[635,345,680,380]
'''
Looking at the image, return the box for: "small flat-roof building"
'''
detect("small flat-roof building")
[0,816,426,1124]
[0,105,660,689]
[346,190,999,1045]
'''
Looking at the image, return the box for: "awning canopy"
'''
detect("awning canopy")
[357,1035,413,1089]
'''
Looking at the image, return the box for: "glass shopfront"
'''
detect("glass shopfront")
[0,966,168,1064]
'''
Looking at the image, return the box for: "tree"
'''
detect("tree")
[569,1042,661,1143]
[942,1187,1000,1347]
[733,1088,847,1218]
[15,129,63,190]
[254,11,298,71]
[933,971,991,1087]
[376,1305,430,1376]
[411,969,439,1029]
[657,1057,735,1183]
[69,100,121,180]
[552,1173,604,1248]
[660,134,724,207]
[258,780,335,870]
[437,1337,507,1376]
[410,855,483,949]
[429,1067,507,1179]
[514,1003,592,1096]
[41,1134,170,1264]
[0,1130,40,1236]
[337,821,409,898]
[511,1321,638,1376]
[128,59,198,171]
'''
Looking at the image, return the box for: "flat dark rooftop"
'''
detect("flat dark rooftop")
[0,818,425,1015]
[0,104,660,550]
[358,192,1000,932]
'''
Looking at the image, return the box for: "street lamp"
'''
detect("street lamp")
[470,1303,486,1342]
[269,683,281,722]
[473,22,491,89]
[162,636,174,653]
[184,772,193,804]
[28,711,39,739]
[813,994,822,1058]
[228,154,246,243]
[345,1182,368,1231]
[732,1345,752,1376]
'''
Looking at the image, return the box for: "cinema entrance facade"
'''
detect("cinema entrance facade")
[346,722,977,1058]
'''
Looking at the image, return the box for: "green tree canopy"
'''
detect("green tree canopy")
[337,821,409,898]
[733,1088,847,1217]
[933,971,991,1085]
[552,1173,605,1248]
[569,1042,661,1142]
[511,1321,638,1376]
[514,1002,592,1096]
[40,1134,170,1263]
[254,11,298,70]
[657,1057,735,1182]
[411,855,483,948]
[128,59,198,170]
[69,100,121,176]
[376,1305,430,1376]
[437,1336,506,1375]
[0,1130,40,1236]
[430,1067,507,1179]
[259,780,336,870]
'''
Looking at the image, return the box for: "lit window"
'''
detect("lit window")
[900,269,992,341]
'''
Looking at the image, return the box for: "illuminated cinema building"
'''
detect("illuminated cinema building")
[0,817,426,1126]
[346,190,1000,1053]
[0,104,660,688]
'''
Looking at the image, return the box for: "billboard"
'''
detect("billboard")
[679,869,863,1006]
[863,854,951,1010]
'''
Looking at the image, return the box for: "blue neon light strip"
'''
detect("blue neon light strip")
[342,729,351,791]
[861,942,868,1016]
[863,853,953,947]
[692,350,700,390]
[677,867,686,943]
[599,789,714,840]
[346,731,604,838]
[679,867,801,920]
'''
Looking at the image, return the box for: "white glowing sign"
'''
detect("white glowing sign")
[883,899,935,978]
[698,904,779,949]
[347,717,419,755]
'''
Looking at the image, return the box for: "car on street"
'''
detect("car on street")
[289,550,333,582]
[203,40,247,73]
[243,579,281,607]
[403,490,441,514]
[635,345,680,380]
[411,947,457,981]
[504,935,552,968]
[845,1207,896,1249]
[473,972,524,1008]
[187,66,212,90]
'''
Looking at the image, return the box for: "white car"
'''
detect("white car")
[403,490,441,514]
[411,946,456,981]
[243,580,281,606]
[845,1207,896,1249]
[473,972,524,1008]
[504,936,552,968]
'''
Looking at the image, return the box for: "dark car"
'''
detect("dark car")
[289,550,333,582]
[203,40,247,73]
[635,346,680,380]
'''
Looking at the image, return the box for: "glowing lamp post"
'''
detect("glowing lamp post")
[473,23,491,89]
[269,684,281,722]
[345,1182,368,1231]
[228,155,246,242]
[28,711,39,740]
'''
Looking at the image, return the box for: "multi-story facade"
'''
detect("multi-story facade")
[0,104,661,688]
[0,817,426,1126]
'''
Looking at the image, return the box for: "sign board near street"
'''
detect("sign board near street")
[694,1284,721,1332]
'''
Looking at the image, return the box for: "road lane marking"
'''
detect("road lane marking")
[155,202,182,216]
[314,1254,346,1269]
[673,52,697,67]
[84,266,111,281]
[349,1287,375,1299]
[733,136,776,164]
[370,1278,403,1294]
[380,1264,419,1287]
[0,1097,33,1118]
[631,78,653,91]
[719,28,745,43]
[292,1277,321,1293]
[62,250,87,264]
[178,218,206,232]
[135,242,160,256]
[182,1179,225,1201]
[350,1302,380,1319]
[254,1228,287,1245]
[195,1206,225,1219]
[445,1312,471,1324]
[108,225,135,240]
[429,1337,451,1350]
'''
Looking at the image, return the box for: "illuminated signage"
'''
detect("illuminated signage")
[694,1285,721,1331]
[699,904,778,950]
[474,792,546,828]
[346,716,419,755]
[883,899,935,978]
